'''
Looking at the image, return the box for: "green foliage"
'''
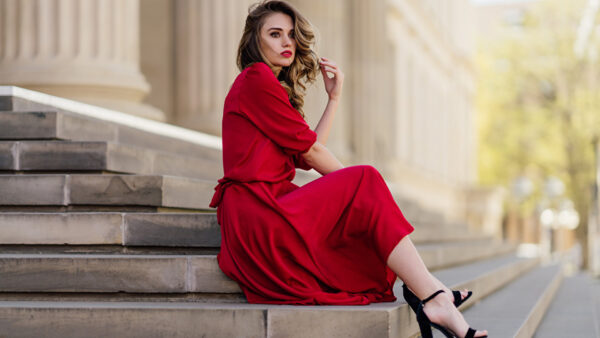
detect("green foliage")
[476,0,600,230]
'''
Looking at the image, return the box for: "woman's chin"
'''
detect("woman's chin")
[276,59,293,67]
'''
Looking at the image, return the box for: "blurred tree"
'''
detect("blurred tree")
[476,0,600,266]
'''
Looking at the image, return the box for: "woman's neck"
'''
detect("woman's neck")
[271,66,282,77]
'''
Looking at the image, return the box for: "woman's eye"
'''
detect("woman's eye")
[270,32,279,38]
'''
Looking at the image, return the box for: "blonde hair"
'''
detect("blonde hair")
[237,0,319,118]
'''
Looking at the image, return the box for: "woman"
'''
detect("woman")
[209,1,487,337]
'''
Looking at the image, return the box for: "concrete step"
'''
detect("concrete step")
[459,263,563,338]
[0,174,214,209]
[0,101,222,158]
[0,212,220,247]
[0,110,221,160]
[0,254,538,338]
[0,141,222,180]
[417,239,516,271]
[0,239,517,295]
[0,251,239,294]
[534,273,600,337]
[0,212,489,247]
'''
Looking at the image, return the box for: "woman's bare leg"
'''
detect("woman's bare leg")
[387,236,487,337]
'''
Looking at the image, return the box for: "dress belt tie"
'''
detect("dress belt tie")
[209,179,236,208]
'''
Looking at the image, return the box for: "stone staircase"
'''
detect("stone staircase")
[0,86,591,337]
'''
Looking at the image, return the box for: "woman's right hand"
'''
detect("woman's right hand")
[319,57,344,102]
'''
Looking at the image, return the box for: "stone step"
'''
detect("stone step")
[0,212,490,247]
[0,174,214,209]
[0,141,222,180]
[0,254,538,337]
[417,240,516,271]
[0,86,222,159]
[0,251,239,294]
[0,110,222,160]
[459,263,563,338]
[0,240,516,295]
[534,273,600,337]
[0,213,221,247]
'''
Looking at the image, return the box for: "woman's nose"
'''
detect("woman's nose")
[282,35,291,46]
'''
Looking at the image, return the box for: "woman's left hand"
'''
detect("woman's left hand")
[319,57,344,102]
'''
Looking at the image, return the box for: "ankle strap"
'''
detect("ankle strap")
[422,290,445,305]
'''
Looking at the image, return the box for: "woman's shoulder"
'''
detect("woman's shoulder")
[241,62,277,85]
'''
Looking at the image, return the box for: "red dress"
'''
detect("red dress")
[210,62,414,305]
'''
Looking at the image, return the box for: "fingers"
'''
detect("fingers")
[319,58,338,70]
[319,60,337,68]
[319,59,339,77]
[318,57,344,85]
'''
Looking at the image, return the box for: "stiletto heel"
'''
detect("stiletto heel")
[418,315,434,338]
[415,290,487,338]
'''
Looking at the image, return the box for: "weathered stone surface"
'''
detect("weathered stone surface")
[18,141,108,170]
[0,174,214,208]
[124,213,220,247]
[56,112,118,142]
[105,143,154,175]
[268,306,393,338]
[0,111,58,139]
[0,303,266,338]
[0,212,219,246]
[0,253,542,337]
[69,175,164,206]
[0,96,56,111]
[188,256,240,293]
[0,253,241,293]
[0,213,123,245]
[534,273,599,338]
[434,255,540,308]
[0,142,16,169]
[462,264,563,338]
[0,140,221,179]
[117,124,222,160]
[161,176,214,209]
[0,255,188,292]
[153,151,222,180]
[417,240,515,270]
[0,175,66,205]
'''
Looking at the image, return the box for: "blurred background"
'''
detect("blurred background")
[1,0,598,276]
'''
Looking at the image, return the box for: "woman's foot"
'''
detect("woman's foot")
[404,283,472,309]
[422,291,488,338]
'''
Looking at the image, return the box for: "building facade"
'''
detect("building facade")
[0,0,478,222]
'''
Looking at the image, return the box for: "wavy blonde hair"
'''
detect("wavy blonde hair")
[237,0,319,118]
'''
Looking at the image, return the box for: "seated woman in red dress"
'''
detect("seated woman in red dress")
[209,1,487,337]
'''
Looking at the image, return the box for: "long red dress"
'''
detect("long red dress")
[209,62,414,305]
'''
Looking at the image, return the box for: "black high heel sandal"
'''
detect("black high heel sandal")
[402,283,472,313]
[416,290,486,338]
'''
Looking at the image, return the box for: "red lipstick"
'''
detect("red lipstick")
[281,50,292,58]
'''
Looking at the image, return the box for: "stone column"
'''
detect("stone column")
[0,0,163,120]
[288,0,352,163]
[174,0,253,136]
[348,0,393,169]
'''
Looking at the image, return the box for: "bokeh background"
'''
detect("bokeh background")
[1,0,598,276]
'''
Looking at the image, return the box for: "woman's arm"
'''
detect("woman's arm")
[301,141,344,175]
[314,99,339,145]
[314,57,344,145]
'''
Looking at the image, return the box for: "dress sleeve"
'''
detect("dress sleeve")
[239,63,317,156]
[292,152,313,170]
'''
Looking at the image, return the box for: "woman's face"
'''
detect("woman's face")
[259,12,296,69]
